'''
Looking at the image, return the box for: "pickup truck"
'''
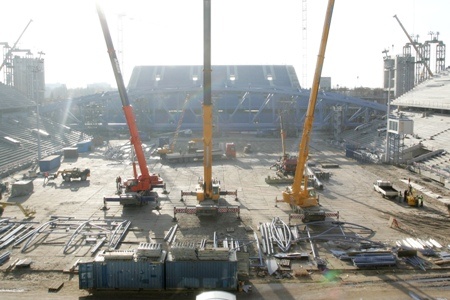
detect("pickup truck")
[373,180,399,199]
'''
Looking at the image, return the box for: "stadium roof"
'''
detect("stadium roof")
[392,68,450,112]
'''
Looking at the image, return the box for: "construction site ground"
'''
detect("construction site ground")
[1,132,450,300]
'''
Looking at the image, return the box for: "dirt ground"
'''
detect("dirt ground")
[1,133,450,300]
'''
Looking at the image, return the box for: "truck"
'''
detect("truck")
[51,167,90,182]
[163,141,236,164]
[373,180,399,199]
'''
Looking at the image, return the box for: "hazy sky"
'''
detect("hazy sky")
[1,0,448,89]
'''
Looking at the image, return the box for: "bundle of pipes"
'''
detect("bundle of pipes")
[270,217,292,253]
[351,253,397,268]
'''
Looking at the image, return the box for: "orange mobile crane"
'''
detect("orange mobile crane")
[277,0,338,223]
[174,0,239,220]
[97,4,166,208]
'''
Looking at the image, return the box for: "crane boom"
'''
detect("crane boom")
[0,19,33,72]
[281,0,335,220]
[203,0,213,200]
[173,0,240,220]
[393,14,433,77]
[97,4,164,198]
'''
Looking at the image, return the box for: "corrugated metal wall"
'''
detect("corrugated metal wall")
[79,259,165,290]
[165,260,238,290]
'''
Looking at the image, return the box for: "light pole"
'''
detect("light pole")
[384,59,394,163]
[32,54,45,161]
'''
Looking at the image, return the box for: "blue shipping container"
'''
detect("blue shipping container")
[39,155,61,172]
[77,140,92,153]
[79,252,166,291]
[79,262,95,290]
[165,255,238,290]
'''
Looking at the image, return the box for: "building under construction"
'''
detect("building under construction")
[0,3,450,299]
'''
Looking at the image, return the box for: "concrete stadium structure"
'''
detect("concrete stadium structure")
[340,68,450,188]
[40,65,387,136]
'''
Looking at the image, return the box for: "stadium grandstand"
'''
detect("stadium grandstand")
[340,67,450,188]
[0,83,91,177]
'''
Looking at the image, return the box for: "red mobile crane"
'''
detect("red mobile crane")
[97,4,166,207]
[277,0,338,223]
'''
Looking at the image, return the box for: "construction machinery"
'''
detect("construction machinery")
[404,180,424,207]
[96,4,166,208]
[0,201,35,218]
[174,0,239,219]
[156,94,192,157]
[51,167,90,182]
[393,14,433,78]
[276,0,338,223]
[266,115,296,184]
[164,140,236,164]
[0,19,33,73]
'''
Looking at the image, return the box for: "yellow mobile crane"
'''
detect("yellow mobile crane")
[277,0,338,223]
[174,0,239,220]
[156,94,191,157]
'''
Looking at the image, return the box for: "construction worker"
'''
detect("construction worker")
[116,176,122,193]
[417,195,424,207]
[43,172,49,185]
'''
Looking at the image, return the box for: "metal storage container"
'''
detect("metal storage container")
[10,180,34,197]
[78,262,95,290]
[39,155,61,172]
[79,251,166,291]
[165,253,238,290]
[77,140,92,153]
[63,147,78,159]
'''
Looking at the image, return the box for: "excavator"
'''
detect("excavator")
[173,0,239,219]
[97,5,166,208]
[276,0,338,223]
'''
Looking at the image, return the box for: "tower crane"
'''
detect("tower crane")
[174,0,239,220]
[393,15,433,78]
[277,0,338,223]
[0,19,33,73]
[96,4,166,208]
